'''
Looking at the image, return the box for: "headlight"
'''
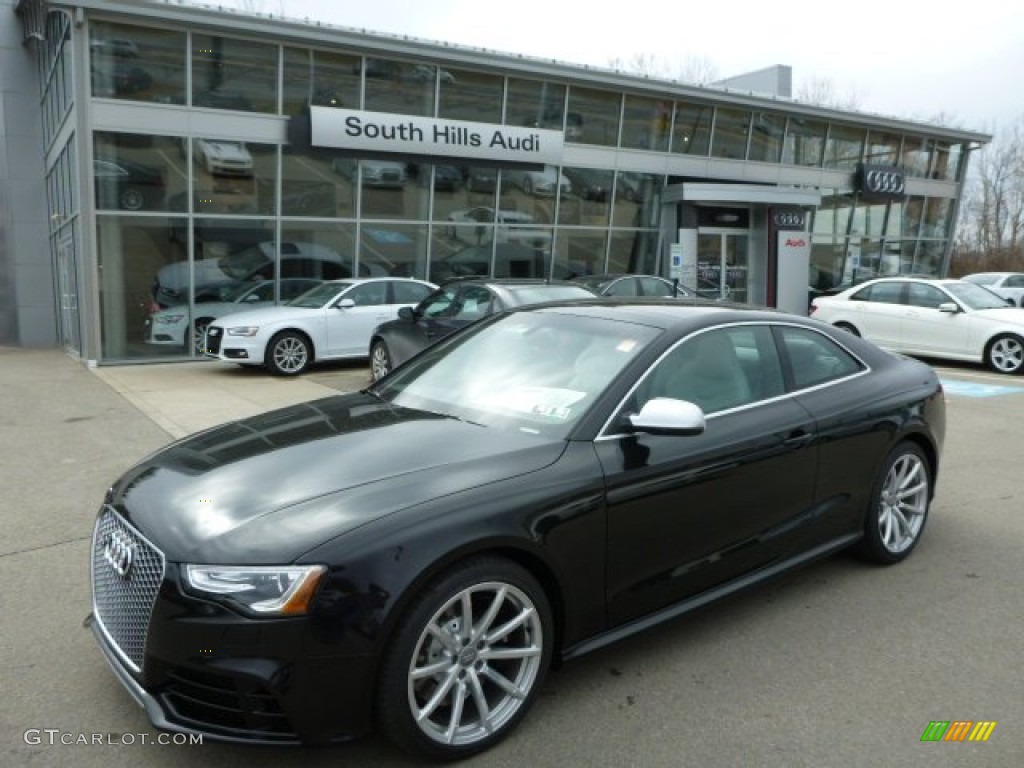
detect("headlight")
[227,326,259,336]
[185,564,326,615]
[153,314,186,325]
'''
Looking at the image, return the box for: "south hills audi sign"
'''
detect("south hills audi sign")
[856,163,907,200]
[308,107,564,165]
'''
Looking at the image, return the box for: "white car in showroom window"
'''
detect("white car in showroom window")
[194,139,254,177]
[145,278,323,354]
[810,276,1024,374]
[204,278,436,375]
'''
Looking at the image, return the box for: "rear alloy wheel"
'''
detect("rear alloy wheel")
[985,334,1024,374]
[377,557,552,760]
[856,442,931,564]
[370,340,392,381]
[834,322,860,337]
[265,331,311,376]
[119,187,145,211]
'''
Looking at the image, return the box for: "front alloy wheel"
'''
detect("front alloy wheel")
[265,331,310,375]
[377,558,552,760]
[986,334,1024,374]
[857,443,931,564]
[370,340,392,381]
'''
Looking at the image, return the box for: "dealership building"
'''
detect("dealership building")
[2,0,991,364]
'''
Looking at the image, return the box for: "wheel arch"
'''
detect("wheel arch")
[269,326,318,362]
[372,538,569,672]
[895,430,940,501]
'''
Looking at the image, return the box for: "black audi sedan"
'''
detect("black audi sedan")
[88,300,945,760]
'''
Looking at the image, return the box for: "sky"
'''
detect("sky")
[202,0,1023,135]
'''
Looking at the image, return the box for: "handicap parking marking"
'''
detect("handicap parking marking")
[940,378,1024,398]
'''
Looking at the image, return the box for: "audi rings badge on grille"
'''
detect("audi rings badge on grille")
[102,530,135,578]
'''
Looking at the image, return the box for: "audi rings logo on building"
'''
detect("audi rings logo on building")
[773,210,805,229]
[102,530,135,579]
[857,163,906,199]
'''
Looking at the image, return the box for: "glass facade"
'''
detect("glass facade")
[7,9,969,362]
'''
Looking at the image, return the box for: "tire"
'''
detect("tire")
[119,187,145,211]
[370,339,392,382]
[834,322,860,337]
[191,318,213,356]
[985,334,1024,374]
[376,557,553,761]
[264,331,311,376]
[855,442,931,564]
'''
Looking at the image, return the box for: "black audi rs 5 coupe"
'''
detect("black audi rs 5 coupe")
[88,299,945,760]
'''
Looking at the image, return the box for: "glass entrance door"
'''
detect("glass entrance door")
[696,231,749,302]
[56,232,81,354]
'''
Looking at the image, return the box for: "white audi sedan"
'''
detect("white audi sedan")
[810,276,1024,374]
[204,277,435,375]
[145,278,324,354]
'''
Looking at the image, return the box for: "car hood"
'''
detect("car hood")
[210,304,318,328]
[107,393,565,563]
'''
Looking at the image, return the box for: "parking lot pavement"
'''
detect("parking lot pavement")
[2,348,1022,767]
[91,357,372,439]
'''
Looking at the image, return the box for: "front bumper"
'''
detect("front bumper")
[88,508,377,745]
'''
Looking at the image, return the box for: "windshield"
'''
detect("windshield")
[219,246,271,279]
[945,282,1014,310]
[373,310,660,439]
[287,282,351,308]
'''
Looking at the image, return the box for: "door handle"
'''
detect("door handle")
[783,430,814,448]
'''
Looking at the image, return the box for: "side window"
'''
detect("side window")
[638,277,673,297]
[778,326,864,390]
[392,281,433,305]
[421,287,458,317]
[857,282,904,304]
[452,286,494,321]
[344,282,387,306]
[638,327,763,414]
[907,284,947,309]
[606,278,638,297]
[1005,275,1024,288]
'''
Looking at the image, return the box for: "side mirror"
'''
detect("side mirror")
[336,298,356,309]
[398,306,416,320]
[937,302,960,314]
[628,397,706,436]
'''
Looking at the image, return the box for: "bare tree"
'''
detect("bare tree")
[795,76,862,111]
[952,114,1024,273]
[607,53,719,86]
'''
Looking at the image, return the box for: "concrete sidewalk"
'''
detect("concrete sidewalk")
[91,357,372,439]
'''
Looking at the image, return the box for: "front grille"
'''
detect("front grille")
[91,507,165,672]
[162,668,296,738]
[205,326,223,354]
